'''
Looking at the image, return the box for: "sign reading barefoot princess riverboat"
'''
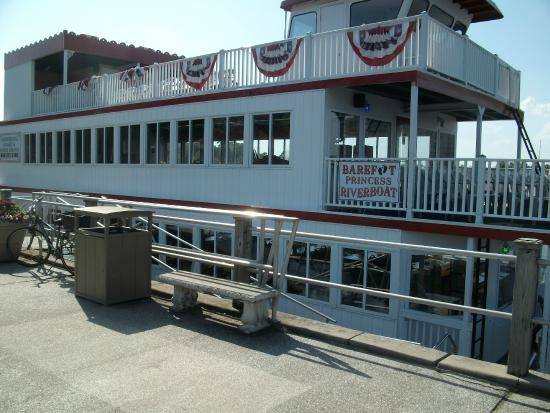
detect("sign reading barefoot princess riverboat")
[338,161,400,203]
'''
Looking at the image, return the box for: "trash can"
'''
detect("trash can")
[74,206,153,305]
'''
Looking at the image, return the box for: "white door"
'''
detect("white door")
[320,2,347,33]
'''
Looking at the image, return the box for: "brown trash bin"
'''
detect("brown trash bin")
[74,206,153,305]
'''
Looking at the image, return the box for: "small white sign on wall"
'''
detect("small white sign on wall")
[0,134,20,162]
[338,161,400,203]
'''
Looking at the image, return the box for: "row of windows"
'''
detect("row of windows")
[289,0,467,38]
[23,112,291,166]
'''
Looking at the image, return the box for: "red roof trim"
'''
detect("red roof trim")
[5,31,178,70]
[0,70,516,127]
[5,185,549,243]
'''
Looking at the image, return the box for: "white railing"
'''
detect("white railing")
[326,157,550,222]
[325,158,408,211]
[414,158,477,215]
[30,14,519,116]
[425,18,520,107]
[484,159,550,221]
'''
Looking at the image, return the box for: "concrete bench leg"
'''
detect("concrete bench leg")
[239,300,270,334]
[171,286,198,312]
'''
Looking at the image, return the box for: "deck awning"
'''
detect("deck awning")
[280,0,503,23]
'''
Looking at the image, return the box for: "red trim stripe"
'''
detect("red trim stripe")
[5,185,549,244]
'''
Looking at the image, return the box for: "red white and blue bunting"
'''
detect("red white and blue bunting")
[119,65,149,82]
[179,55,218,90]
[251,38,303,77]
[42,86,57,95]
[347,21,416,66]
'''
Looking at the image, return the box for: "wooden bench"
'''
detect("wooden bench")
[158,271,278,334]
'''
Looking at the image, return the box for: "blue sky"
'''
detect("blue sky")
[0,0,549,158]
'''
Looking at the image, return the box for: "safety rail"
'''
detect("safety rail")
[9,190,549,376]
[30,13,519,117]
[326,157,550,222]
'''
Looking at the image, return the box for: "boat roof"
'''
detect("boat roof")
[280,0,503,23]
[4,30,179,70]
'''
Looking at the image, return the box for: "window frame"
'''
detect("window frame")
[95,126,114,164]
[120,124,141,164]
[24,133,37,164]
[340,247,392,314]
[55,130,71,164]
[75,129,92,164]
[200,228,233,279]
[428,5,454,28]
[211,115,245,166]
[350,0,405,27]
[288,11,318,38]
[286,240,331,302]
[252,111,292,166]
[146,121,170,165]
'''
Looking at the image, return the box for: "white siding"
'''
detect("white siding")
[0,90,327,212]
[4,62,33,120]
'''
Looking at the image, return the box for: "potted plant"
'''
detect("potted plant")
[0,200,29,262]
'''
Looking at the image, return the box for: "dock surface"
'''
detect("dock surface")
[0,263,549,412]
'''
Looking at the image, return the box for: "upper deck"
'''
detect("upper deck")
[24,14,519,119]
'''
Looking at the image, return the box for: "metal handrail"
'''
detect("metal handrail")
[433,333,457,354]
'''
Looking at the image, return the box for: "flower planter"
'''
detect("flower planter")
[0,223,27,262]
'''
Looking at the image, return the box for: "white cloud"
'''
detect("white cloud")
[521,96,550,118]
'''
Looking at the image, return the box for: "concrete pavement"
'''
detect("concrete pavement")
[1,263,549,412]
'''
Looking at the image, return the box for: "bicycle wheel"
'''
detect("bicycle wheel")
[6,227,51,267]
[58,234,75,276]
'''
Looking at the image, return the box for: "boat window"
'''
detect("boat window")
[428,5,454,27]
[24,134,36,163]
[212,116,245,165]
[165,224,193,271]
[253,112,291,165]
[75,129,91,164]
[350,0,404,27]
[330,112,360,158]
[364,119,392,158]
[453,21,467,35]
[146,122,170,164]
[120,125,141,164]
[287,242,331,302]
[178,119,205,164]
[96,127,114,164]
[410,255,466,315]
[200,229,232,279]
[56,131,70,164]
[407,0,429,16]
[39,133,48,163]
[341,248,391,313]
[289,12,317,37]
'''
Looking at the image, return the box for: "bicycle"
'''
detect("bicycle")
[6,197,76,276]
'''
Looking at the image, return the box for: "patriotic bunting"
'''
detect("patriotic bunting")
[347,21,416,66]
[119,65,149,82]
[42,86,57,95]
[179,55,218,90]
[78,78,91,91]
[251,38,303,77]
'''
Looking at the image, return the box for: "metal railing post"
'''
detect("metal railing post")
[233,216,254,283]
[475,156,486,224]
[418,13,429,70]
[304,32,313,80]
[507,238,543,377]
[218,50,226,90]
